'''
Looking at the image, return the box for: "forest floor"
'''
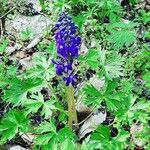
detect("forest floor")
[0,0,150,150]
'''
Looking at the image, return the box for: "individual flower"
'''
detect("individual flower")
[63,73,77,87]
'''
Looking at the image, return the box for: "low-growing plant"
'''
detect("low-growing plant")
[0,0,149,150]
[20,27,33,41]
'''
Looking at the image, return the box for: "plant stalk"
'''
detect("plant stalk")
[67,85,78,130]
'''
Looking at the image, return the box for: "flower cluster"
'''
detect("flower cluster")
[53,12,81,87]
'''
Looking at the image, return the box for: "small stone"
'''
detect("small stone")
[130,123,143,135]
[90,75,105,91]
[9,146,27,150]
[6,14,50,41]
[15,51,27,59]
[25,0,42,12]
[19,57,33,69]
[122,19,130,24]
[14,43,22,50]
[91,39,97,48]
[6,46,16,54]
[80,43,88,55]
[21,133,35,144]
[130,123,144,147]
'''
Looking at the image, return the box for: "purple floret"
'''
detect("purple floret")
[63,73,77,87]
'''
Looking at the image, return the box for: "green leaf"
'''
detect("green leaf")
[47,41,57,56]
[3,77,44,105]
[130,100,150,111]
[108,22,137,49]
[35,133,56,146]
[98,51,124,80]
[41,99,57,119]
[20,27,33,41]
[143,72,150,87]
[114,129,130,142]
[83,84,102,106]
[84,84,102,97]
[141,11,150,24]
[80,49,99,68]
[0,39,9,54]
[129,0,138,4]
[91,125,110,141]
[34,121,57,146]
[58,127,75,142]
[73,13,87,32]
[87,50,100,68]
[25,55,55,81]
[24,93,56,119]
[144,31,150,39]
[34,121,75,149]
[36,121,56,134]
[60,139,75,150]
[0,110,29,144]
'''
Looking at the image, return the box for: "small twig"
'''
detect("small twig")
[73,106,96,126]
[73,111,93,126]
[0,6,16,19]
[0,0,24,19]
[108,118,116,127]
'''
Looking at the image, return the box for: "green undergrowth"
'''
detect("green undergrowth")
[0,0,150,149]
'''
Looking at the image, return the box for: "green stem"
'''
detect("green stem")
[67,85,78,130]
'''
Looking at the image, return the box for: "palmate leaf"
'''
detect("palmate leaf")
[104,80,131,112]
[0,63,17,88]
[35,133,56,146]
[24,93,57,119]
[58,127,75,142]
[98,50,124,80]
[91,125,110,142]
[0,110,29,144]
[3,77,44,105]
[116,95,150,124]
[83,84,102,106]
[83,80,130,111]
[34,121,75,149]
[105,54,124,79]
[130,100,150,111]
[79,49,124,80]
[73,13,87,32]
[79,49,99,69]
[109,30,136,49]
[90,126,129,150]
[108,22,137,49]
[34,121,57,146]
[36,121,57,134]
[25,55,55,81]
[105,91,128,111]
[59,139,75,150]
[116,130,130,141]
[85,50,99,68]
[0,63,7,87]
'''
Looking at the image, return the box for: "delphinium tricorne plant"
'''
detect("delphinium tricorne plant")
[52,12,81,129]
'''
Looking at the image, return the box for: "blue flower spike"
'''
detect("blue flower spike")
[53,12,81,87]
